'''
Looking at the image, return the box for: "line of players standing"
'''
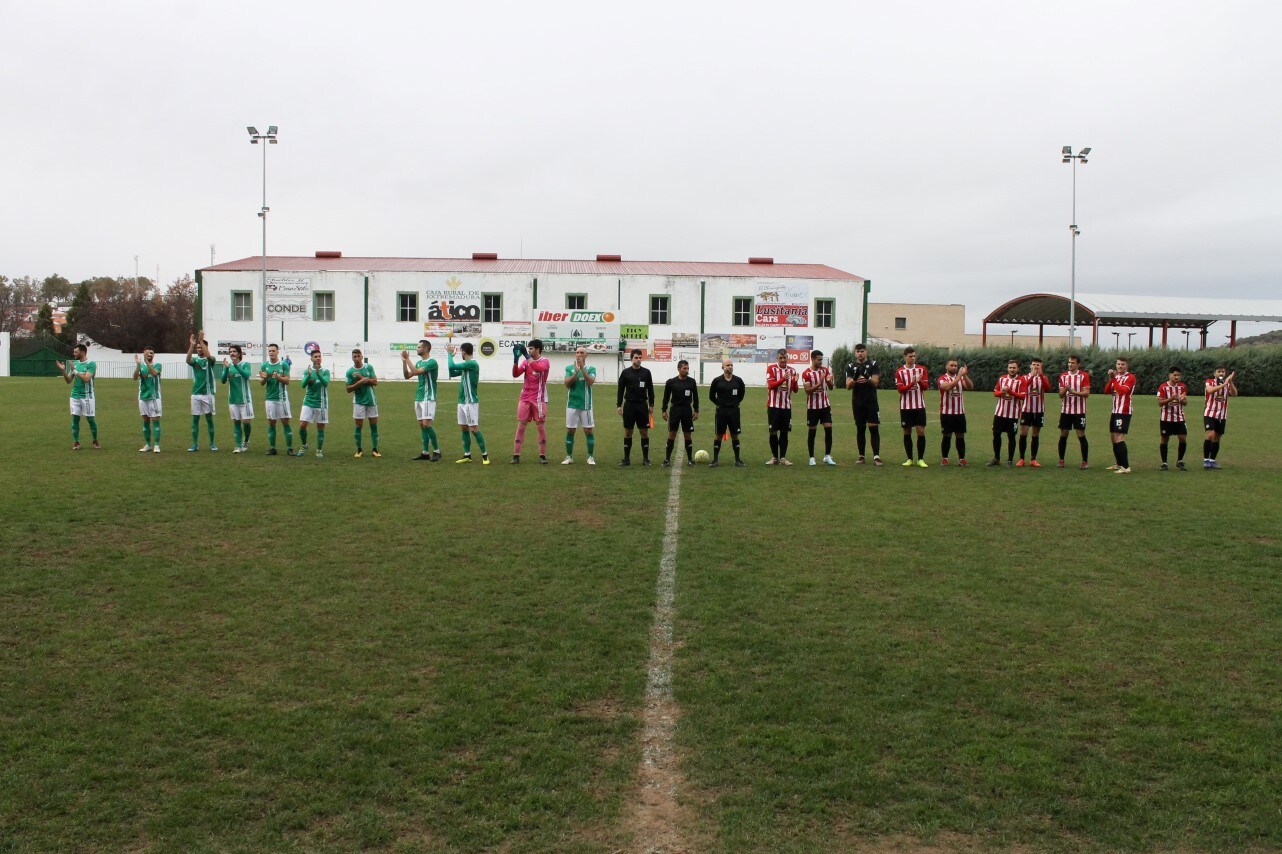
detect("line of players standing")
[845,344,1239,473]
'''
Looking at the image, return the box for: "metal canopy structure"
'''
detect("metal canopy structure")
[983,292,1282,349]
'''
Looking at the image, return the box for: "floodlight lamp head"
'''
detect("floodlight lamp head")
[1062,145,1071,155]
[247,126,258,136]
[267,125,278,135]
[269,138,278,144]
[1080,158,1088,164]
[1062,157,1070,163]
[1080,147,1091,156]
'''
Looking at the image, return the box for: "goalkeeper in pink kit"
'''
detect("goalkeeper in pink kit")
[511,338,551,464]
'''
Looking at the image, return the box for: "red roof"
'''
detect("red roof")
[202,255,864,282]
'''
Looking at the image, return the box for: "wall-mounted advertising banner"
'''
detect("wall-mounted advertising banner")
[426,277,482,322]
[754,280,809,327]
[670,332,699,349]
[424,321,481,338]
[266,277,312,320]
[652,339,672,361]
[619,323,649,339]
[700,333,731,361]
[754,333,786,363]
[498,321,533,355]
[786,333,814,365]
[534,310,619,353]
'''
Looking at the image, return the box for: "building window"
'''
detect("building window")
[483,293,502,323]
[232,291,253,322]
[566,293,587,311]
[895,316,907,330]
[815,298,835,329]
[314,292,335,322]
[398,292,418,323]
[733,296,753,327]
[649,294,670,325]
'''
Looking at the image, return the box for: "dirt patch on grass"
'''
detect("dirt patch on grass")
[622,691,701,853]
[567,507,609,529]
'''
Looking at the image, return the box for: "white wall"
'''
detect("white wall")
[0,332,10,376]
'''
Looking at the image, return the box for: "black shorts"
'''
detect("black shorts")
[1019,412,1045,429]
[1203,417,1227,436]
[1159,420,1187,437]
[767,406,793,433]
[622,401,650,430]
[715,407,742,437]
[667,408,695,434]
[899,407,927,429]
[852,398,880,426]
[806,406,833,427]
[1058,413,1087,432]
[992,416,1017,435]
[940,414,967,435]
[1109,413,1132,435]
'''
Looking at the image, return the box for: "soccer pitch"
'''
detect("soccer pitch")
[3,376,1280,851]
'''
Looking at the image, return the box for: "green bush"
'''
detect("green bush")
[830,343,1281,396]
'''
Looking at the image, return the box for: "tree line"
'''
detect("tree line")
[0,273,195,353]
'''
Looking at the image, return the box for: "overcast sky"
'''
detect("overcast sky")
[3,0,1279,342]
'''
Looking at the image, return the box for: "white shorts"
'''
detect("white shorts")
[414,400,437,422]
[300,405,329,425]
[70,398,96,417]
[191,394,215,416]
[229,401,255,421]
[265,399,292,421]
[457,403,479,427]
[353,404,379,420]
[566,407,595,429]
[138,399,162,418]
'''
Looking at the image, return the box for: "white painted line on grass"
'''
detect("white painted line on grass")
[631,452,687,852]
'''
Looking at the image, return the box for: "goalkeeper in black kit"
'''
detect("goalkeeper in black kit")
[616,348,655,466]
[707,358,747,467]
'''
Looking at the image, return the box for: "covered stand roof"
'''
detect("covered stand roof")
[985,293,1282,329]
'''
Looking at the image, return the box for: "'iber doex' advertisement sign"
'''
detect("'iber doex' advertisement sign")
[534,310,619,353]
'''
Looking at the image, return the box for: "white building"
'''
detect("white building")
[197,253,869,385]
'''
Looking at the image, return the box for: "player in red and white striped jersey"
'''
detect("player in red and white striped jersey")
[1016,358,1053,467]
[936,358,972,465]
[1103,357,1138,474]
[895,348,931,467]
[1202,365,1238,468]
[765,349,799,465]
[1157,366,1189,470]
[802,351,837,466]
[988,359,1024,466]
[1056,354,1091,468]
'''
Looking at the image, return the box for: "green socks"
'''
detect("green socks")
[87,417,98,440]
[317,429,325,450]
[284,425,293,449]
[370,424,378,450]
[426,426,438,451]
[355,425,362,450]
[587,433,595,456]
[205,413,215,441]
[474,431,487,454]
[268,425,277,448]
[72,415,81,441]
[234,422,243,446]
[192,416,200,444]
[143,421,152,444]
[566,432,575,456]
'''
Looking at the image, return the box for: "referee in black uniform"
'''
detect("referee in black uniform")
[845,342,882,465]
[707,358,747,467]
[661,359,699,466]
[616,348,655,466]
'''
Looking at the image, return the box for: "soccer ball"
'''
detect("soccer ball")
[693,449,709,463]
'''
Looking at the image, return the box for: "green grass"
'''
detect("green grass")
[2,376,1280,851]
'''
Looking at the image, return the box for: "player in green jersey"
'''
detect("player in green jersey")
[402,339,441,461]
[185,331,218,452]
[297,348,330,458]
[259,343,295,456]
[220,344,255,453]
[447,341,489,464]
[563,346,597,465]
[345,348,381,458]
[56,342,99,450]
[133,347,163,452]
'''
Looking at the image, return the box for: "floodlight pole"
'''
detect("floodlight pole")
[1062,146,1090,350]
[248,125,279,362]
